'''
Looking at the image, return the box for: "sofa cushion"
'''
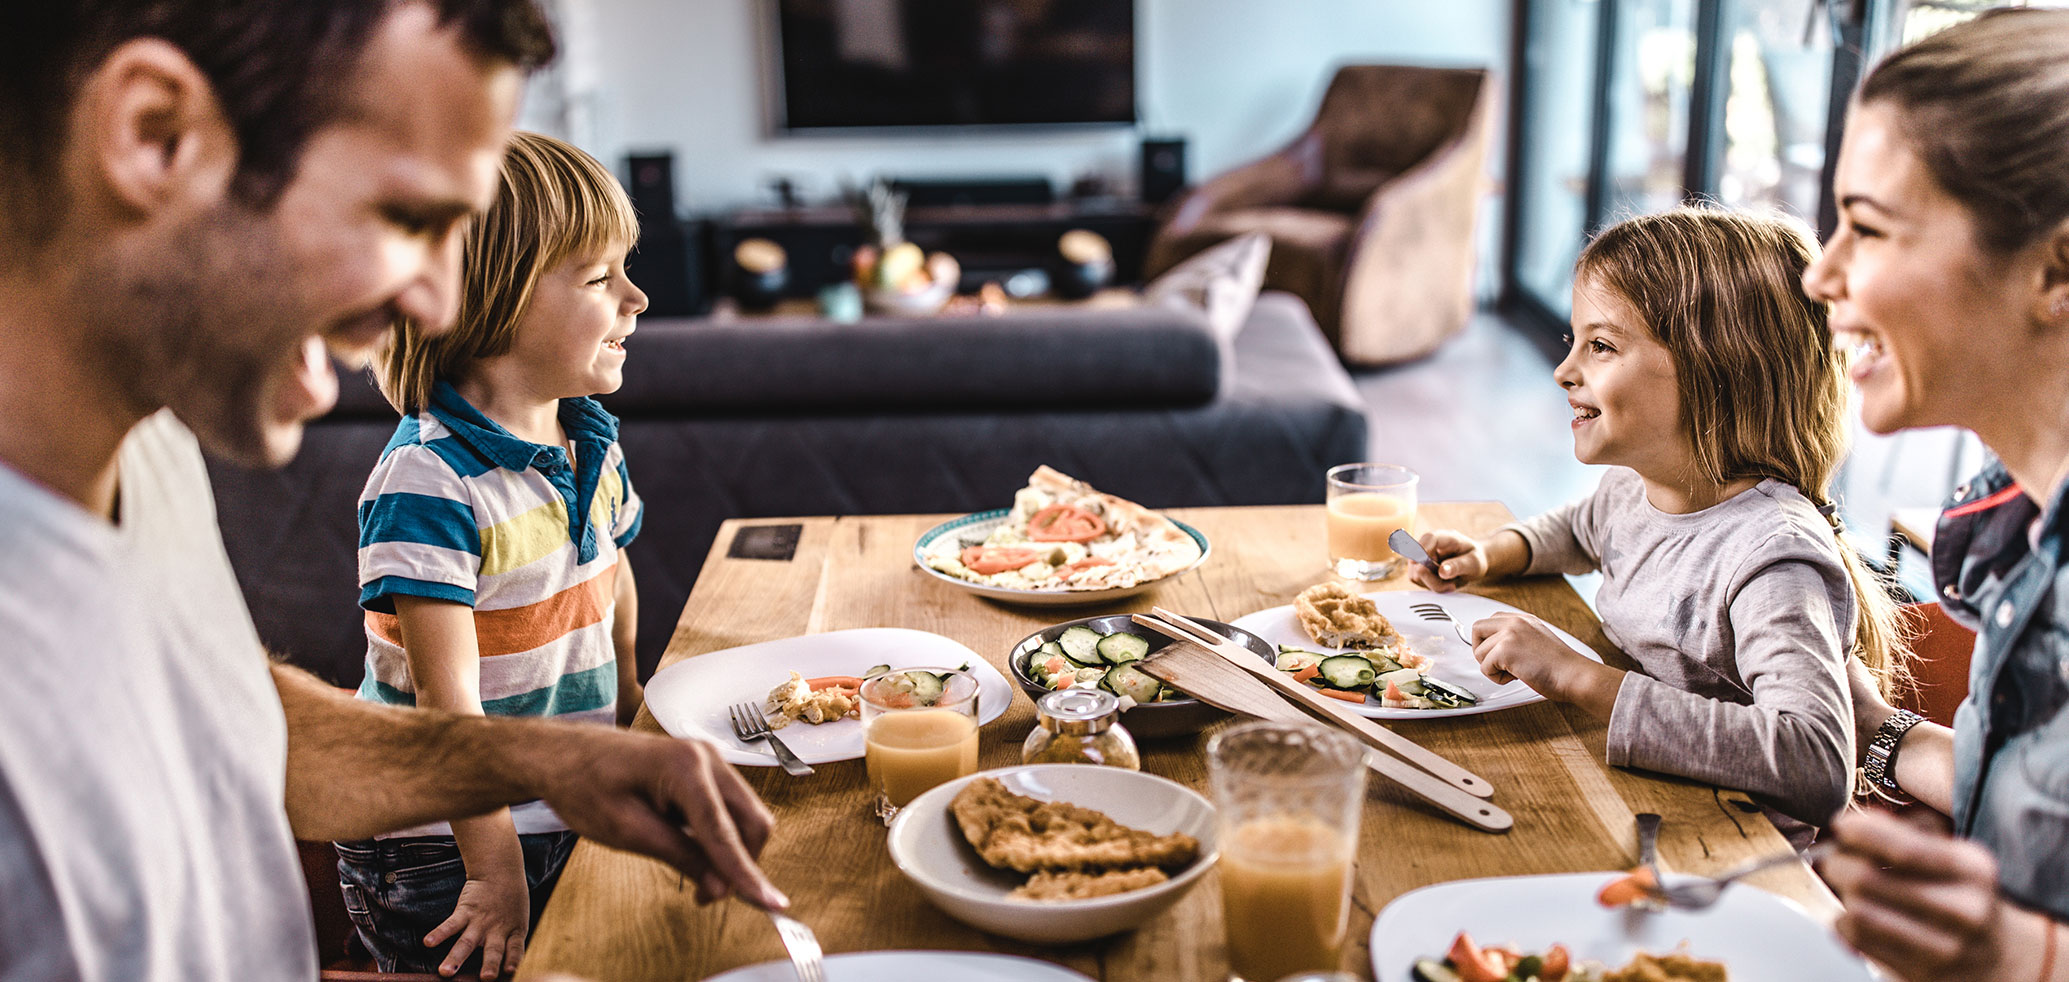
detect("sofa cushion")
[1144,232,1271,352]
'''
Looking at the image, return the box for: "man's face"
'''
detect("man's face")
[122,5,521,466]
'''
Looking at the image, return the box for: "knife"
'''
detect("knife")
[1389,528,1443,577]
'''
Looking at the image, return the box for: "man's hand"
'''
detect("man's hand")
[1823,808,2035,982]
[527,725,786,910]
[424,873,528,980]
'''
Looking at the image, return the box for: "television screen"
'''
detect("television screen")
[773,0,1136,130]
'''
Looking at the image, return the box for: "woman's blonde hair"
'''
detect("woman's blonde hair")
[375,130,640,413]
[1576,207,1911,697]
[1860,8,2069,256]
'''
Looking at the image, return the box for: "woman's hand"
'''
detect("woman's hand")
[1408,530,1488,593]
[425,871,531,979]
[1468,611,1623,716]
[1822,808,2048,982]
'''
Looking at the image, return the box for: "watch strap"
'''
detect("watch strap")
[1864,708,1927,793]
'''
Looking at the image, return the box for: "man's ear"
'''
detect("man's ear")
[67,38,235,219]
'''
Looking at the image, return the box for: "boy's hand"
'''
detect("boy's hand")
[1468,611,1622,715]
[424,872,529,980]
[1823,808,2032,982]
[1407,530,1487,593]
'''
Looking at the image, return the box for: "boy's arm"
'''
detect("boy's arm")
[614,551,644,726]
[272,665,786,908]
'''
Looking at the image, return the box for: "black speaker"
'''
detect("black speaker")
[626,153,676,225]
[626,219,710,317]
[1139,137,1187,205]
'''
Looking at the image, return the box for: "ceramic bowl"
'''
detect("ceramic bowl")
[1008,614,1274,739]
[885,764,1218,944]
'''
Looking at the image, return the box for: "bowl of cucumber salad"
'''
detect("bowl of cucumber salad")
[1008,614,1276,738]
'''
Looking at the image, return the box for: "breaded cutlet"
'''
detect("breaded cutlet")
[950,777,1199,874]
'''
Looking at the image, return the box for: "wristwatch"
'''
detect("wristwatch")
[1864,709,1926,793]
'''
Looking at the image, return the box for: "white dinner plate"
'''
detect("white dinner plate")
[644,628,1014,766]
[1369,872,1876,981]
[912,508,1210,606]
[706,950,1097,982]
[1228,589,1603,719]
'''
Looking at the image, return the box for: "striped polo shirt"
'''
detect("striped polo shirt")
[356,380,643,837]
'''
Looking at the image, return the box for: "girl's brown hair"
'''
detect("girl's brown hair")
[375,130,639,413]
[1576,207,1911,697]
[1860,8,2069,255]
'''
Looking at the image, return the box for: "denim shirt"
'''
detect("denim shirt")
[1932,458,2069,919]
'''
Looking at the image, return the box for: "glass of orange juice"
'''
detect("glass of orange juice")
[1324,462,1418,580]
[861,667,981,821]
[1208,721,1366,982]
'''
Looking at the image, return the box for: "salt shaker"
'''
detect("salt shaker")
[1021,689,1140,769]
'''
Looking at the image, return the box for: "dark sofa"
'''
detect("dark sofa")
[209,291,1367,685]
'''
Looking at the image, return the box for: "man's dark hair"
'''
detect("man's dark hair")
[0,0,556,244]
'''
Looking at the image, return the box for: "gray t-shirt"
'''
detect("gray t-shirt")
[1506,467,1856,838]
[0,411,315,980]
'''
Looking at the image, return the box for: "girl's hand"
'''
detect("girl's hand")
[424,872,530,980]
[1408,530,1487,593]
[1823,808,2036,982]
[1469,611,1622,714]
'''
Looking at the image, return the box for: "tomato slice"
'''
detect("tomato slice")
[960,545,1041,575]
[1445,932,1507,982]
[1594,866,1659,908]
[1058,556,1116,578]
[1026,504,1107,542]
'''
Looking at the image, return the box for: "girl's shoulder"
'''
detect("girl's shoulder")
[1726,480,1849,571]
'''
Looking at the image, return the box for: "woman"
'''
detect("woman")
[1800,9,2069,981]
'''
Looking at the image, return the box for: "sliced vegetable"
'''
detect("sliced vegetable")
[1317,654,1378,690]
[1058,556,1115,578]
[1095,631,1150,664]
[1444,933,1507,982]
[1541,944,1570,982]
[961,545,1041,575]
[803,675,863,691]
[1026,503,1107,542]
[862,664,892,679]
[1422,676,1479,708]
[1316,688,1367,703]
[1595,866,1660,908]
[1058,626,1104,662]
[1411,958,1461,982]
[1101,662,1165,704]
[1291,664,1322,683]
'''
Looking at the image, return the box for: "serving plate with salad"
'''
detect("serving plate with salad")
[1007,614,1277,738]
[1229,590,1603,720]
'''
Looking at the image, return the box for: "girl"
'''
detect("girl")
[339,131,649,978]
[1410,207,1905,845]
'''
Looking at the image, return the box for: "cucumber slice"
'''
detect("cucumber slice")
[1377,667,1424,688]
[863,664,892,679]
[1102,662,1165,704]
[1422,676,1479,707]
[1317,654,1378,690]
[902,670,946,705]
[1411,958,1461,982]
[1058,626,1104,662]
[1274,645,1325,672]
[1095,631,1150,664]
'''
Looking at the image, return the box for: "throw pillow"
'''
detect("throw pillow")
[1143,232,1271,347]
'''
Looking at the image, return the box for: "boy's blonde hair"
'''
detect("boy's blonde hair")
[1575,207,1911,697]
[375,130,640,413]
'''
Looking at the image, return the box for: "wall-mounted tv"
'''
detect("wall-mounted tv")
[771,0,1136,131]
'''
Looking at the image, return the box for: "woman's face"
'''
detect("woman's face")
[1801,101,2046,436]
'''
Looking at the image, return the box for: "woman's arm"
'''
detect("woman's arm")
[1850,658,1959,815]
[613,552,643,727]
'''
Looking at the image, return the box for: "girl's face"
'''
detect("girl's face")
[507,241,647,400]
[1556,279,1692,478]
[1801,101,2042,436]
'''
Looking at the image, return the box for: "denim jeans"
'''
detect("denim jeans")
[334,830,577,974]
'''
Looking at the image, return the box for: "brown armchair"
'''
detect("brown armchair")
[1145,65,1494,366]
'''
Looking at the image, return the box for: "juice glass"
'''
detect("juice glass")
[1324,463,1418,580]
[861,668,981,818]
[1208,721,1366,982]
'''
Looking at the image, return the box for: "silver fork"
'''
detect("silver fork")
[1408,601,1475,646]
[728,703,814,776]
[752,904,826,982]
[1651,840,1835,910]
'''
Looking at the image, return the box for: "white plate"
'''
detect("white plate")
[912,509,1210,606]
[1228,589,1603,719]
[706,950,1097,982]
[1369,872,1876,981]
[644,628,1013,766]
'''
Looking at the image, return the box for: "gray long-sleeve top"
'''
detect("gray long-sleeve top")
[1504,468,1856,839]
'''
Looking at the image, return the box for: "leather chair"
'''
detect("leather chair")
[1145,64,1494,366]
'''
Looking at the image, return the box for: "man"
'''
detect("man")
[0,2,783,978]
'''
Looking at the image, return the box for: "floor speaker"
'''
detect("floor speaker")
[626,153,676,225]
[1140,137,1187,205]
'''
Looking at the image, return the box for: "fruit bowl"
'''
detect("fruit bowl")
[864,276,955,316]
[855,242,958,316]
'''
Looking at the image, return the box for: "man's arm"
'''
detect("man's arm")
[272,663,786,908]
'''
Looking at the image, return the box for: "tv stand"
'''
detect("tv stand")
[708,199,1157,299]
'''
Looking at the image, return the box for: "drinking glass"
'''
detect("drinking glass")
[1208,721,1367,982]
[1324,463,1418,580]
[860,668,981,821]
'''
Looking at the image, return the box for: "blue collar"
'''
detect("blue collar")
[426,380,620,473]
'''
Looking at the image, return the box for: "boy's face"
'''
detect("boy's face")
[499,243,648,401]
[96,4,522,467]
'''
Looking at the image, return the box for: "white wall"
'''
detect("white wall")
[543,0,1510,215]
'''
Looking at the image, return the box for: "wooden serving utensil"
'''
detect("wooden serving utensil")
[1131,617,1512,834]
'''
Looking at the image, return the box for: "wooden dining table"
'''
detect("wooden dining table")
[518,502,1840,981]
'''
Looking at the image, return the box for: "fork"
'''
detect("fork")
[728,703,814,776]
[1650,840,1835,910]
[753,904,826,982]
[1408,601,1475,646]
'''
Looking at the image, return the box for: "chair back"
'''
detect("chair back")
[1304,65,1489,210]
[1899,601,1976,728]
